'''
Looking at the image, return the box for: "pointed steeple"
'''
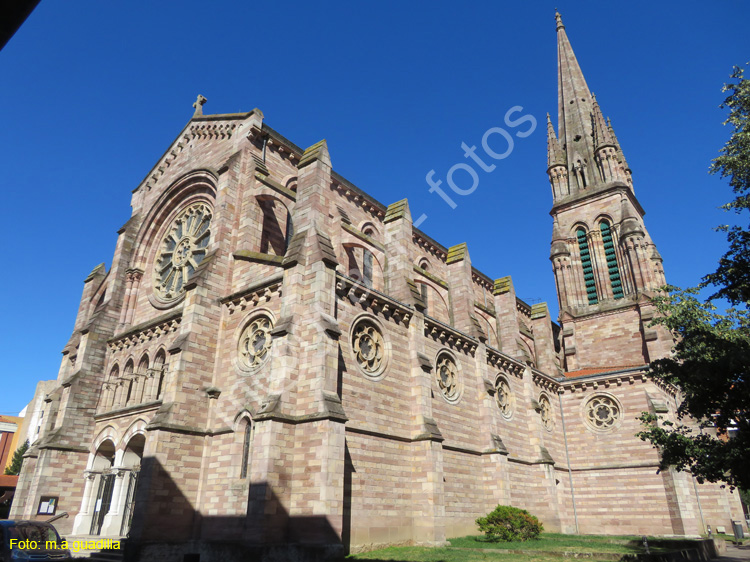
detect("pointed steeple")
[546,113,565,169]
[556,10,597,189]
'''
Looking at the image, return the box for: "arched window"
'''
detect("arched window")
[258,197,292,256]
[137,355,149,403]
[240,418,253,479]
[107,365,119,409]
[153,350,166,401]
[124,361,134,405]
[600,221,624,299]
[577,228,598,305]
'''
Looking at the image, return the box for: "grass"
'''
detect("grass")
[349,546,614,562]
[347,532,705,562]
[448,533,688,553]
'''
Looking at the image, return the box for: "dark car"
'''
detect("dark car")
[0,520,72,561]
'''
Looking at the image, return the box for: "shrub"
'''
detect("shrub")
[475,505,544,542]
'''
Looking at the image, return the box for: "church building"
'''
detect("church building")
[11,13,744,561]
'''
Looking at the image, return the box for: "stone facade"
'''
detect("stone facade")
[12,13,745,562]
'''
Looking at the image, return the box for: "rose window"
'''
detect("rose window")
[539,394,554,431]
[238,316,273,370]
[352,321,385,376]
[585,395,621,431]
[495,376,513,418]
[436,354,460,402]
[154,202,212,301]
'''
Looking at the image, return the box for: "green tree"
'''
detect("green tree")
[4,439,29,476]
[638,66,750,491]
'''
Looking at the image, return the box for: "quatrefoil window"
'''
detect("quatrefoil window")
[238,316,273,371]
[584,394,621,431]
[495,376,514,419]
[539,394,554,431]
[352,321,386,378]
[436,353,460,403]
[154,202,212,301]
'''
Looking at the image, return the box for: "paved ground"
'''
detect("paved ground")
[718,544,750,562]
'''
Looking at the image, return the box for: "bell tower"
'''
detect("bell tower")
[547,13,670,372]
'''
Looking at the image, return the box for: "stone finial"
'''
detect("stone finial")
[555,10,565,30]
[193,95,207,116]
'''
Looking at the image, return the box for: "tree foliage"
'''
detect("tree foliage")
[638,66,750,491]
[4,439,29,476]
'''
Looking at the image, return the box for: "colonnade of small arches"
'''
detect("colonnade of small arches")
[99,349,167,413]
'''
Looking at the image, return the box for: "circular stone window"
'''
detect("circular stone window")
[351,319,387,379]
[495,376,514,419]
[238,316,273,371]
[584,394,621,432]
[435,353,461,403]
[539,394,554,431]
[154,202,212,301]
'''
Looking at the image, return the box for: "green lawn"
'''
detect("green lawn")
[350,546,614,562]
[448,533,689,553]
[347,533,704,562]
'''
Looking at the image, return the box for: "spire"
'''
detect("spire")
[556,12,599,193]
[546,113,565,169]
[557,11,595,159]
[592,94,615,150]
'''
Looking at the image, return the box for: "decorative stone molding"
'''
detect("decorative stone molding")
[222,276,283,314]
[108,313,182,351]
[335,273,413,325]
[485,348,525,377]
[330,172,386,221]
[411,232,447,261]
[423,317,478,355]
[189,122,237,140]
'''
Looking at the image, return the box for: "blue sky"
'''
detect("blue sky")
[1,1,748,415]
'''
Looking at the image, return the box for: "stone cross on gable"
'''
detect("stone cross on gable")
[193,95,207,116]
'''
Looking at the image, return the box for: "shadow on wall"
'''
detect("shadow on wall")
[123,456,345,562]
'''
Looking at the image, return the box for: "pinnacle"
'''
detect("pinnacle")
[592,94,616,150]
[546,114,565,168]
